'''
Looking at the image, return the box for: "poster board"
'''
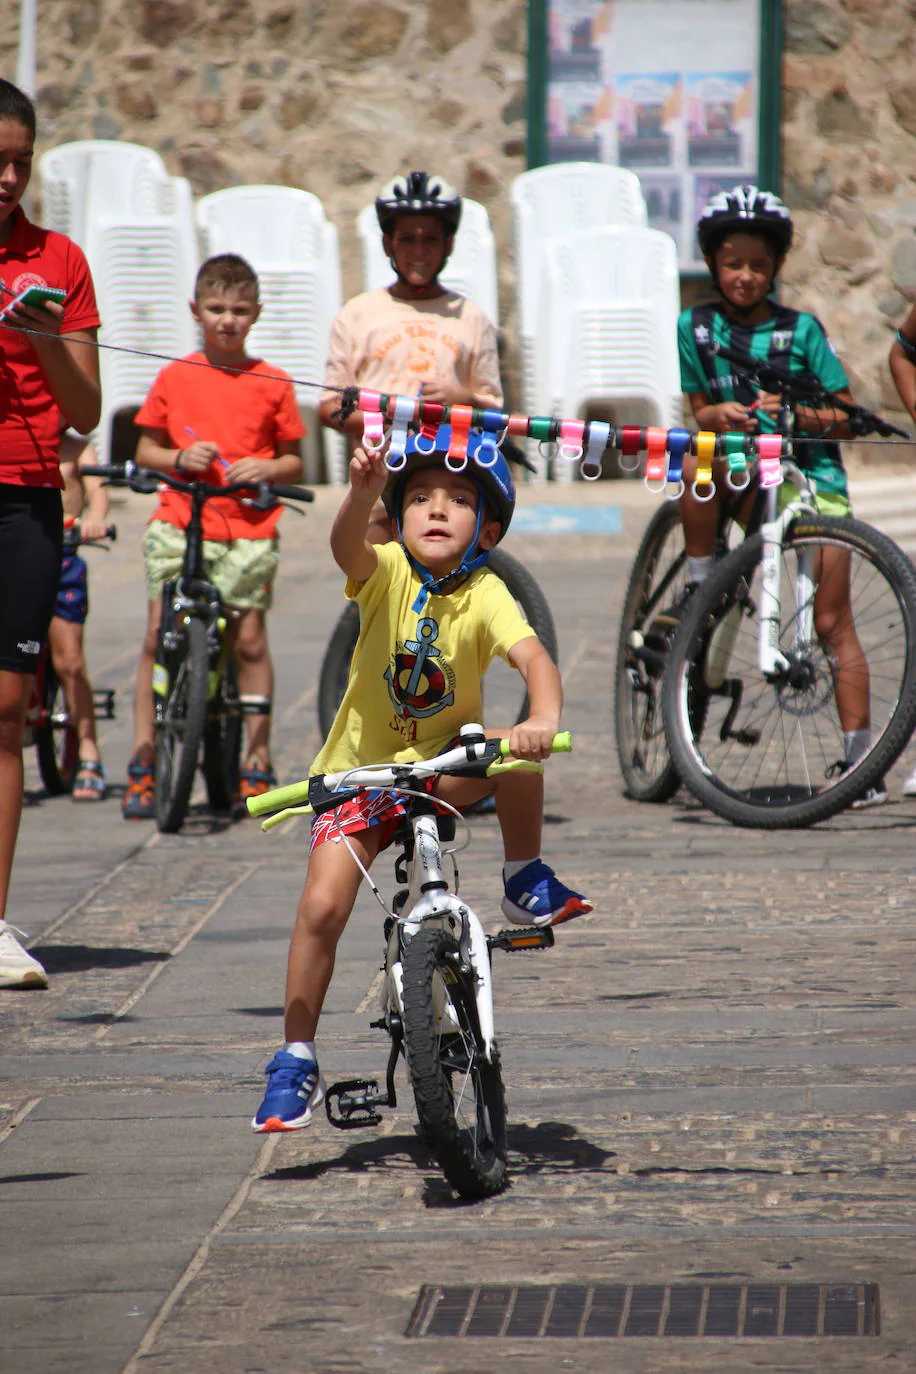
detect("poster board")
[528,0,782,272]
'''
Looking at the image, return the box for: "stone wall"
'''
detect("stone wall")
[4,0,916,467]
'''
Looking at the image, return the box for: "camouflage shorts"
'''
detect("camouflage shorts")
[142,519,280,610]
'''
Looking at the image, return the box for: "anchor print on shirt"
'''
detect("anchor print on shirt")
[386,615,455,723]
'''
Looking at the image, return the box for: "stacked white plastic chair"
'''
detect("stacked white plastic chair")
[39,140,199,466]
[197,186,344,483]
[542,224,681,471]
[510,163,649,478]
[356,197,500,325]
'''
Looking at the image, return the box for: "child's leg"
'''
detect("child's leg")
[814,544,870,735]
[130,599,162,764]
[48,616,100,763]
[282,826,386,1043]
[253,823,388,1132]
[230,607,273,769]
[436,769,592,928]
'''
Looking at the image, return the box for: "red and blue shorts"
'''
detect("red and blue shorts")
[309,780,440,855]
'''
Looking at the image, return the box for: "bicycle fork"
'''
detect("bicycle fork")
[757,507,815,677]
[324,814,553,1131]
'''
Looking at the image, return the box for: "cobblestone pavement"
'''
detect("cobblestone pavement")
[3,476,916,1373]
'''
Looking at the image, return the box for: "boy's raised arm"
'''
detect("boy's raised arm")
[330,445,390,581]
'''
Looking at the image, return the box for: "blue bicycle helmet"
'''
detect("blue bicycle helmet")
[382,425,516,608]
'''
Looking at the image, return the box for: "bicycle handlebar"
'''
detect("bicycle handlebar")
[246,730,574,821]
[63,520,117,547]
[80,463,315,504]
[708,341,910,439]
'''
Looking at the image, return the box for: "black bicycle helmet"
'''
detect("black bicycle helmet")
[697,184,794,260]
[375,171,463,236]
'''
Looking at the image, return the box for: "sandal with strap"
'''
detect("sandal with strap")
[122,755,155,820]
[232,764,277,820]
[72,759,107,803]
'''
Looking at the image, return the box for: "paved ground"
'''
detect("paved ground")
[4,465,916,1373]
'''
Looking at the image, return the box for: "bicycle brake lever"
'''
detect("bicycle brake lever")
[241,481,279,512]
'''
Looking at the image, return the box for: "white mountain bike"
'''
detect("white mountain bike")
[248,726,572,1198]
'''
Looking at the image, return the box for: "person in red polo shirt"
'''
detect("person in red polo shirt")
[0,79,101,989]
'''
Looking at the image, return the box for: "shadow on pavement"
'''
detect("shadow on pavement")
[508,1119,617,1174]
[268,1129,433,1183]
[265,1118,616,1205]
[30,944,171,974]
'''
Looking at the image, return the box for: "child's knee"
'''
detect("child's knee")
[295,884,351,943]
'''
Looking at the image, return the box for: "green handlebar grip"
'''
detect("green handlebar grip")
[246,778,310,818]
[499,730,572,758]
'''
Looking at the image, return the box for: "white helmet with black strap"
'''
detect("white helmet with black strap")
[697,184,794,262]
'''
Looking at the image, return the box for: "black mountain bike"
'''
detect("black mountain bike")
[87,463,313,832]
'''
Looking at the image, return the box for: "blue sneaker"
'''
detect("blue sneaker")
[501,861,593,929]
[251,1051,325,1133]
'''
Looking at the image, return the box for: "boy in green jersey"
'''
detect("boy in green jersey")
[675,184,884,807]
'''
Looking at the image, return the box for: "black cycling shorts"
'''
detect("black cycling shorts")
[0,485,63,674]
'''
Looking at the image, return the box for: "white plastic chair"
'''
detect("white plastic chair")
[356,198,500,325]
[541,225,681,481]
[38,140,173,245]
[510,163,649,474]
[196,186,344,483]
[87,185,200,465]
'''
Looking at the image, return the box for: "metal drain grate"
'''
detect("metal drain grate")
[406,1283,880,1339]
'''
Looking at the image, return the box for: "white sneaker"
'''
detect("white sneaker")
[0,921,48,989]
[850,778,888,810]
[902,767,916,797]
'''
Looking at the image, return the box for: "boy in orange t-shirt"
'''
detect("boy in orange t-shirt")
[123,254,305,820]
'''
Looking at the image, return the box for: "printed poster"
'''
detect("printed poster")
[545,0,762,268]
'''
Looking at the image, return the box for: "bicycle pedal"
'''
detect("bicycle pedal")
[92,688,116,721]
[488,926,556,952]
[325,1078,387,1130]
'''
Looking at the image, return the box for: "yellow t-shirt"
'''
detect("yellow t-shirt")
[312,543,535,775]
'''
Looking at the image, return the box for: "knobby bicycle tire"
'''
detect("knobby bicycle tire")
[401,922,507,1198]
[663,514,916,828]
[613,502,687,802]
[316,546,559,739]
[34,663,79,795]
[202,656,242,812]
[155,616,210,833]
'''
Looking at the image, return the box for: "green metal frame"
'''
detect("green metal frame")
[526,0,783,190]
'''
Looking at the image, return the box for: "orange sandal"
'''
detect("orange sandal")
[122,756,155,819]
[232,764,277,820]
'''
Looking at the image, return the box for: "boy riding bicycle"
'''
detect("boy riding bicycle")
[675,185,885,807]
[252,427,592,1132]
[123,253,305,821]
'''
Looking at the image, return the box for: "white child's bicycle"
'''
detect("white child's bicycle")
[248,726,572,1199]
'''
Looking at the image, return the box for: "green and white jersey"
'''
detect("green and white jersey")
[678,302,851,497]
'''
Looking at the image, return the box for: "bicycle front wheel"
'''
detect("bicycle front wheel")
[401,923,507,1199]
[155,616,209,833]
[34,663,79,795]
[613,501,687,802]
[316,546,559,739]
[202,657,241,812]
[663,514,916,828]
